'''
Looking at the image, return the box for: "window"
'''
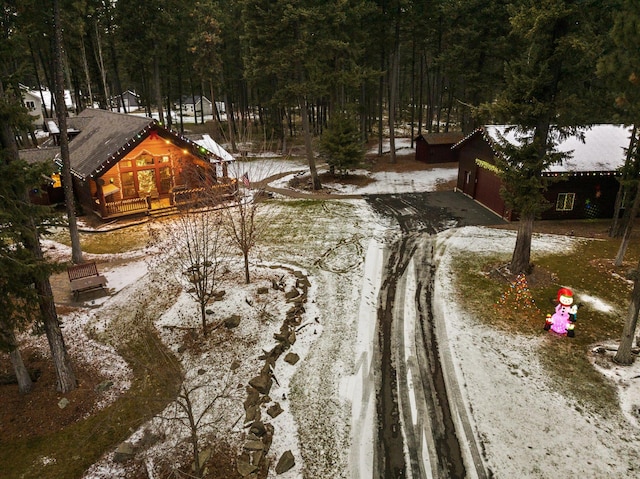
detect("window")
[25,100,36,111]
[556,193,575,211]
[135,154,154,167]
[121,172,136,197]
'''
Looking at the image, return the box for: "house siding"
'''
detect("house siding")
[543,176,619,220]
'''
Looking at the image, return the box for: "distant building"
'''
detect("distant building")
[20,84,74,128]
[109,90,142,111]
[414,132,463,164]
[179,95,213,117]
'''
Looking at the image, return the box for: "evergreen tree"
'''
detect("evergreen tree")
[482,0,611,274]
[597,0,640,365]
[319,112,364,176]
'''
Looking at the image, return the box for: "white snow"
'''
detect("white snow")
[484,124,632,172]
[193,134,235,163]
[15,141,640,478]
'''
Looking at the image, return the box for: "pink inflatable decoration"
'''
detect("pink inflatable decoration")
[544,288,577,337]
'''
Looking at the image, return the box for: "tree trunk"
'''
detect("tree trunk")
[200,301,208,337]
[510,213,534,274]
[109,28,126,113]
[80,40,94,107]
[9,346,33,394]
[154,54,165,125]
[614,264,640,365]
[209,80,223,139]
[94,21,109,109]
[224,94,237,153]
[615,181,640,266]
[54,0,83,265]
[243,250,250,285]
[611,125,637,237]
[299,98,321,190]
[388,47,399,164]
[28,40,49,119]
[2,326,33,394]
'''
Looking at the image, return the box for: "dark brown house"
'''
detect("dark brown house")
[19,109,236,220]
[454,125,631,220]
[415,132,464,164]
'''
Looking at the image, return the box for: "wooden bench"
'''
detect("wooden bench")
[67,262,108,299]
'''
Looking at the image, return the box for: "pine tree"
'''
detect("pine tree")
[483,0,612,274]
[319,112,364,176]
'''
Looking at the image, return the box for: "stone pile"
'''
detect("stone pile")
[237,269,310,477]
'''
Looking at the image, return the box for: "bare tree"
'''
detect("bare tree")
[222,161,280,284]
[159,376,237,478]
[149,206,229,336]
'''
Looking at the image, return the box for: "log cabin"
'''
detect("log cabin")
[20,108,237,220]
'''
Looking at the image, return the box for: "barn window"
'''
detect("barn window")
[556,193,575,211]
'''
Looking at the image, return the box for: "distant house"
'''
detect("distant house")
[109,90,141,111]
[454,125,632,220]
[415,132,463,164]
[20,85,75,128]
[179,95,213,117]
[19,108,236,220]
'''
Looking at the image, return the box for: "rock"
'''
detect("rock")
[285,288,300,300]
[244,440,264,451]
[237,460,258,477]
[231,359,241,371]
[275,450,295,474]
[214,290,226,300]
[244,405,260,423]
[244,387,260,409]
[225,314,241,329]
[249,374,273,395]
[205,308,214,315]
[193,447,211,472]
[197,368,206,375]
[57,398,69,409]
[113,442,135,463]
[250,420,267,437]
[284,352,300,365]
[267,402,283,418]
[94,380,113,393]
[257,286,269,294]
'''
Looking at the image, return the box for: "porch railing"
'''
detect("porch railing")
[103,197,149,217]
[172,181,238,207]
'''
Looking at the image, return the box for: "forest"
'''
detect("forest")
[2,0,636,150]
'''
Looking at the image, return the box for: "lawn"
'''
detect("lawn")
[453,220,640,417]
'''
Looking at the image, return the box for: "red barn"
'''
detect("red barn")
[454,125,631,220]
[415,132,464,164]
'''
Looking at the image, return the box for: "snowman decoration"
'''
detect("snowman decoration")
[544,287,577,337]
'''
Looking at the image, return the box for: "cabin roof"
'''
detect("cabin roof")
[44,109,233,180]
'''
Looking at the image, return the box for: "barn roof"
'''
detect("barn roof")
[454,124,632,174]
[418,132,464,145]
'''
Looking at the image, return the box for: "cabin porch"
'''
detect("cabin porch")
[94,180,239,219]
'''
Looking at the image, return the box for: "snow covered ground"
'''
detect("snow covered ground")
[27,143,640,478]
